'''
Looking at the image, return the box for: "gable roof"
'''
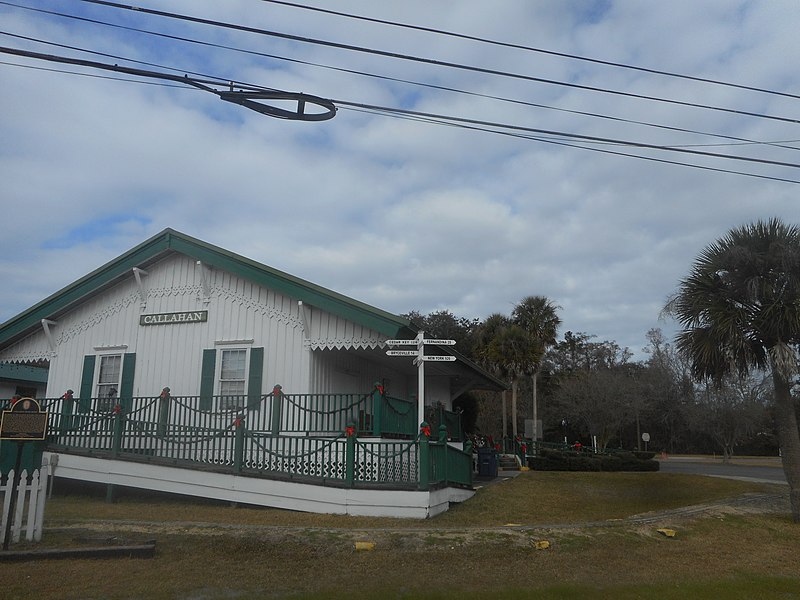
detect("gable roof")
[0,228,416,348]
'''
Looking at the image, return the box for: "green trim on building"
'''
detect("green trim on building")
[0,228,414,348]
[199,349,216,411]
[0,362,48,384]
[78,355,96,414]
[120,353,136,411]
[247,347,264,409]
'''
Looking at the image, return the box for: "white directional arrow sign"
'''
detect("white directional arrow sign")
[421,355,457,362]
[386,350,419,356]
[385,339,419,346]
[422,339,456,345]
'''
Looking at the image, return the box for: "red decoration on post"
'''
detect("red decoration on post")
[376,385,384,395]
[345,425,356,437]
[233,418,242,428]
[113,404,122,415]
[160,387,171,399]
[420,424,431,438]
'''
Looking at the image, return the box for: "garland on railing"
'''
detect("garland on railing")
[247,432,344,460]
[281,392,369,416]
[384,396,414,416]
[357,440,415,460]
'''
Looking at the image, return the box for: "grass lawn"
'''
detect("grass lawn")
[1,472,798,599]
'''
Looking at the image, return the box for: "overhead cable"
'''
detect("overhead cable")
[69,0,800,125]
[258,0,800,102]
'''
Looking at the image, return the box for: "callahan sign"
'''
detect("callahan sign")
[140,310,208,326]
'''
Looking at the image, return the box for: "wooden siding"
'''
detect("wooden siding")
[0,252,400,401]
[309,349,411,397]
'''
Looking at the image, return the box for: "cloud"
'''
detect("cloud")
[1,1,798,361]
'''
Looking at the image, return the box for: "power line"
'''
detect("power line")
[331,99,800,170]
[257,0,800,103]
[4,42,800,173]
[342,105,800,185]
[3,46,797,185]
[0,45,337,120]
[6,2,798,153]
[71,0,800,126]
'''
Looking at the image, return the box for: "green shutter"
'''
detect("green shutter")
[120,353,136,411]
[78,355,96,413]
[199,349,216,411]
[247,347,264,409]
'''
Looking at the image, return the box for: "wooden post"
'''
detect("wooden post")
[234,420,245,473]
[270,385,283,436]
[157,387,171,438]
[345,423,356,488]
[418,422,430,490]
[371,383,383,437]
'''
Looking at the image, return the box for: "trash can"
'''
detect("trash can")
[477,447,498,478]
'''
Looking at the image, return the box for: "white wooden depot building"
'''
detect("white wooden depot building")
[0,228,505,517]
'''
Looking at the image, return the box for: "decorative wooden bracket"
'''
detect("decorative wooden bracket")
[196,261,212,303]
[132,267,149,307]
[298,301,312,340]
[41,319,57,351]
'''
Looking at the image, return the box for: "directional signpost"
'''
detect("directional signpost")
[385,332,457,425]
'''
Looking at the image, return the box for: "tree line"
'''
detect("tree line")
[406,217,800,522]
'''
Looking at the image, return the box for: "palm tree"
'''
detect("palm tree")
[512,296,561,441]
[667,218,800,521]
[478,313,539,443]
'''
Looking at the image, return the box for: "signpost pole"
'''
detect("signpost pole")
[2,441,24,551]
[417,331,425,427]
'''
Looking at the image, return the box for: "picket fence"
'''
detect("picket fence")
[0,466,49,545]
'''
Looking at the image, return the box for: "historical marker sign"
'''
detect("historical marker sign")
[1,397,48,441]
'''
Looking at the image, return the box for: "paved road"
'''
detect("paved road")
[658,458,787,484]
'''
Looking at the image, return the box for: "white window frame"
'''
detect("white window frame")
[95,353,123,412]
[216,347,250,410]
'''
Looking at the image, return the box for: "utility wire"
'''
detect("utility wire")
[71,0,800,126]
[3,47,797,185]
[331,99,800,170]
[257,0,800,102]
[4,42,799,172]
[5,3,798,152]
[343,105,800,185]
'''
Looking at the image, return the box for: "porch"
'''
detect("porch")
[2,387,475,517]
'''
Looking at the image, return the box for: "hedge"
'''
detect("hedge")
[528,449,659,472]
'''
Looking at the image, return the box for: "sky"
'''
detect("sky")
[1,0,798,360]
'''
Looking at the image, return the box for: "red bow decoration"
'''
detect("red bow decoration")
[233,418,242,428]
[521,444,527,453]
[420,424,431,438]
[345,425,356,437]
[376,385,385,395]
[113,404,122,415]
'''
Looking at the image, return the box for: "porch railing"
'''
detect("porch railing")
[2,390,470,491]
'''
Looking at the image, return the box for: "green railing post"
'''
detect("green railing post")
[112,405,124,458]
[418,421,431,490]
[59,389,75,437]
[157,387,171,438]
[345,423,356,488]
[234,417,245,473]
[270,385,283,435]
[371,382,384,437]
[438,424,448,485]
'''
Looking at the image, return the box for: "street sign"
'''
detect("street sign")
[385,339,418,346]
[421,355,457,362]
[386,350,419,356]
[422,339,456,345]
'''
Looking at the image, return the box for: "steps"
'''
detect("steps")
[498,454,520,471]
